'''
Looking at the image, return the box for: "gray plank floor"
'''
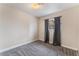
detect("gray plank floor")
[0,40,78,56]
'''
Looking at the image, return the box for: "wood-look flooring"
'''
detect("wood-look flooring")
[0,40,78,56]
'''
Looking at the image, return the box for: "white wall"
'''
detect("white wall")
[0,5,38,52]
[38,6,79,51]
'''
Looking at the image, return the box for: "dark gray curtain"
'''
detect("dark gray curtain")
[45,19,49,43]
[53,16,61,46]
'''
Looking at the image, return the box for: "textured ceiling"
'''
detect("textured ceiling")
[2,3,79,17]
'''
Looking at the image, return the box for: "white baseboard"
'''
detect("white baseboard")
[61,44,78,51]
[0,39,37,53]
